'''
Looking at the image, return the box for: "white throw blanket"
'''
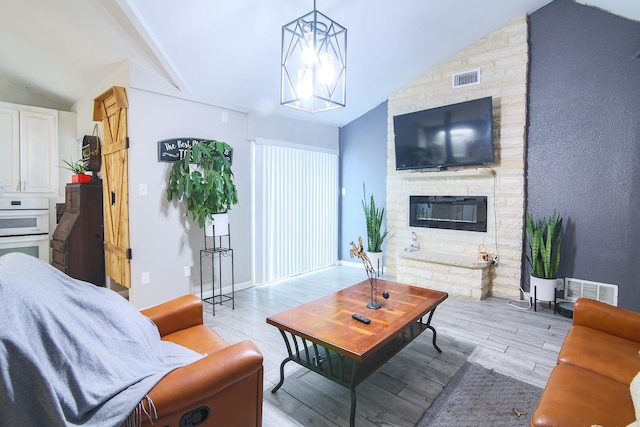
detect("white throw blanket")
[0,253,203,426]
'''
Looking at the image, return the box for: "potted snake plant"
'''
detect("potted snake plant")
[60,157,91,183]
[166,140,238,236]
[525,209,562,302]
[362,183,389,273]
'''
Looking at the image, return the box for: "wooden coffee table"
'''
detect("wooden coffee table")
[266,279,448,426]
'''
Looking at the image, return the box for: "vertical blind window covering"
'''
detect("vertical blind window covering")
[256,142,338,284]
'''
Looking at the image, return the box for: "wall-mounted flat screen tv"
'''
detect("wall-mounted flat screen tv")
[393,96,494,171]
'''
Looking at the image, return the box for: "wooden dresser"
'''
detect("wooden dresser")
[51,180,105,286]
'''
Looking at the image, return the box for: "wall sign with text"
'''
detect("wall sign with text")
[157,138,232,164]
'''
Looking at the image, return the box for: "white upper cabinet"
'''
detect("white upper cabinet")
[19,110,57,193]
[0,102,58,195]
[0,107,20,193]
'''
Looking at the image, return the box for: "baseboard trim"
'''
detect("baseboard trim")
[338,260,366,269]
[200,279,253,299]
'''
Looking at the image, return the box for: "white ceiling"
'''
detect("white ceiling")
[0,0,637,127]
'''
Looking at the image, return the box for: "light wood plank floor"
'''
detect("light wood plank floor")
[202,265,571,427]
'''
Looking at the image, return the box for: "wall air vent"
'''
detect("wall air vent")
[452,69,481,88]
[563,278,618,307]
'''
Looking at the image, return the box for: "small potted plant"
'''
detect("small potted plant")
[166,140,238,235]
[525,209,563,303]
[361,183,389,272]
[60,157,91,183]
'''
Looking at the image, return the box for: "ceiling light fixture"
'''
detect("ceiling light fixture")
[281,0,347,113]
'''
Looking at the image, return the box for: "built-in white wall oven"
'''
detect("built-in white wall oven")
[0,197,50,262]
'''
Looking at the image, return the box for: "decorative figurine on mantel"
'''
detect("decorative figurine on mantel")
[349,237,389,309]
[404,232,420,252]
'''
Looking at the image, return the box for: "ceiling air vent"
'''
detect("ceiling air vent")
[563,278,618,306]
[452,69,480,88]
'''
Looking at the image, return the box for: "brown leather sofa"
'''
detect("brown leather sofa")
[531,298,640,427]
[139,294,264,426]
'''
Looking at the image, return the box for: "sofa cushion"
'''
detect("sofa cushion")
[558,325,640,385]
[162,324,230,355]
[531,364,635,427]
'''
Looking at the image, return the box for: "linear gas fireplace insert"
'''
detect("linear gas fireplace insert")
[409,196,487,232]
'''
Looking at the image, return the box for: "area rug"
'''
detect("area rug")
[414,362,542,427]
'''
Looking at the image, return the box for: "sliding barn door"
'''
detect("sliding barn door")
[93,87,131,288]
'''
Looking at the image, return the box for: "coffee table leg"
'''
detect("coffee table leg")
[270,328,362,426]
[427,325,442,353]
[272,356,292,393]
[421,309,442,353]
[350,387,357,427]
[272,329,295,393]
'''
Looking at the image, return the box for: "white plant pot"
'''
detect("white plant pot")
[531,276,556,302]
[204,212,229,237]
[366,251,384,275]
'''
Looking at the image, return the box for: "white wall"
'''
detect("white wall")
[0,74,70,112]
[68,59,339,309]
[127,88,251,308]
[248,111,339,151]
[73,61,130,138]
[57,111,79,201]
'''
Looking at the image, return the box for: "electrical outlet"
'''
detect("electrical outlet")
[221,111,228,122]
[141,272,150,285]
[556,278,564,291]
[184,265,191,277]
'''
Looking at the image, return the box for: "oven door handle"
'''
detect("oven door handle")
[0,210,49,219]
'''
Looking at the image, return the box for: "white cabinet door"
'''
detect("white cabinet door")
[0,107,20,193]
[19,110,57,194]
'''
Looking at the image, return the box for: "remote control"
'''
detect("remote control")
[352,313,371,324]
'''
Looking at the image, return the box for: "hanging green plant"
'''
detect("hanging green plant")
[166,140,238,228]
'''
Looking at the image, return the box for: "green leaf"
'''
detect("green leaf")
[166,140,238,229]
[526,209,563,279]
[361,183,389,252]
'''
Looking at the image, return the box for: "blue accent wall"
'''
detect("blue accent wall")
[528,0,640,310]
[338,101,388,261]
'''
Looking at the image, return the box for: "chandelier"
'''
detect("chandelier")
[281,0,347,113]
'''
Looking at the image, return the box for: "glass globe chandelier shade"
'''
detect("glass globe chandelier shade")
[281,2,347,113]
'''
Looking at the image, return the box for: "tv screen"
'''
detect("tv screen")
[393,96,494,170]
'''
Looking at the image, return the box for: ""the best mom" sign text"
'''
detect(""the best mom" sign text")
[157,138,232,164]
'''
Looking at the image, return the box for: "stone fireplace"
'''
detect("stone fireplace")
[385,15,528,300]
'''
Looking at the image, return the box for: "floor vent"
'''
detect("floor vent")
[452,69,480,88]
[563,278,618,307]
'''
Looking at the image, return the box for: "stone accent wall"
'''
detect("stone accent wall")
[386,15,528,299]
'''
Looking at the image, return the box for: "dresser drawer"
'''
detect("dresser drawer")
[51,249,66,267]
[65,185,81,213]
[51,239,66,253]
[52,260,67,273]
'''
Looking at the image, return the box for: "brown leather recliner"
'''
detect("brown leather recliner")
[139,294,263,426]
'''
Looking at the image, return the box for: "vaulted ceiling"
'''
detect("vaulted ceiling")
[0,0,637,127]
